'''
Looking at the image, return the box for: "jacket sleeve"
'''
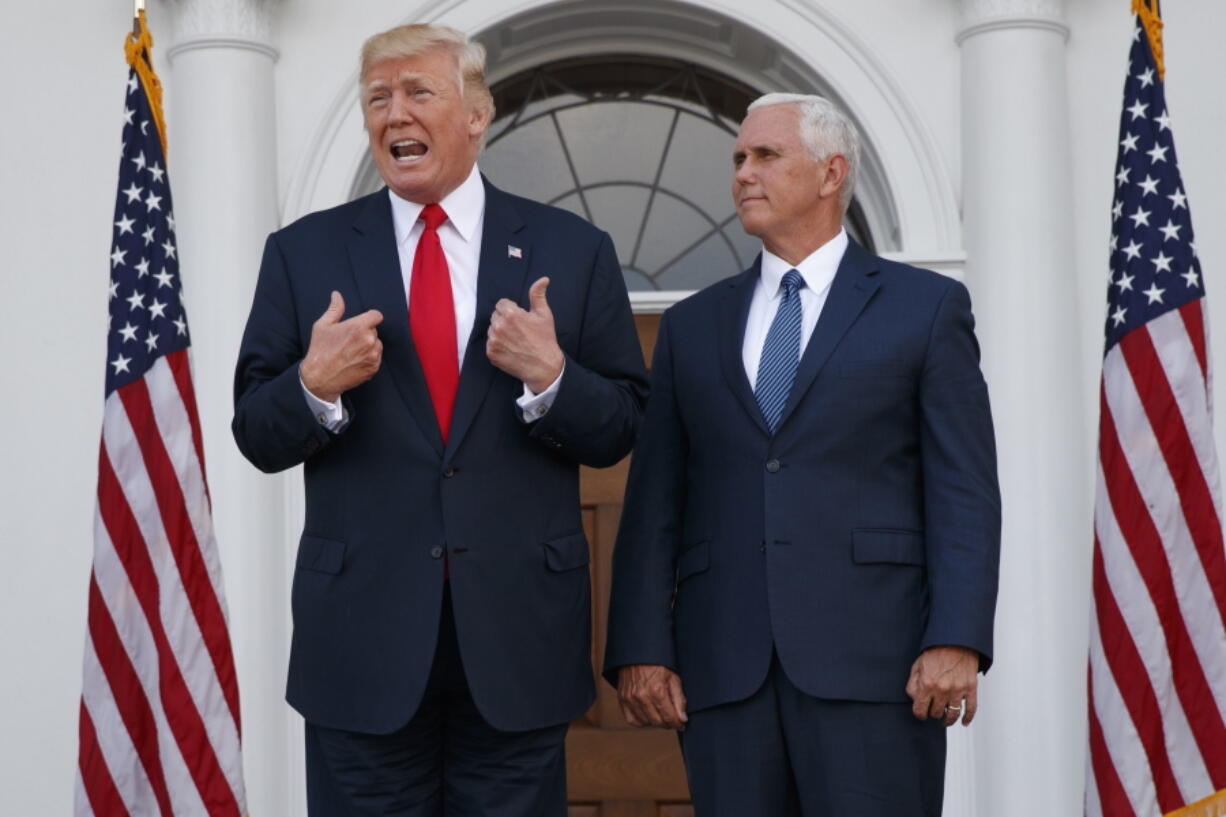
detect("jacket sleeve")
[232,233,339,473]
[916,279,1002,670]
[602,312,687,683]
[526,233,649,467]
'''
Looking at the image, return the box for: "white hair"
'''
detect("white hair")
[746,93,860,211]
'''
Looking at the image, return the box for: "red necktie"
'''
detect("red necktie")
[409,204,459,443]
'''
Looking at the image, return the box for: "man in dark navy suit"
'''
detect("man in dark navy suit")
[233,24,647,817]
[604,93,1000,815]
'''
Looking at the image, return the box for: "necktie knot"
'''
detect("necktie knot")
[781,269,804,298]
[420,203,448,232]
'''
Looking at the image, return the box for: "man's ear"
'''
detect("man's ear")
[468,102,492,140]
[820,154,849,201]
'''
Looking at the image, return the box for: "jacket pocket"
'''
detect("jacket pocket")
[543,532,590,572]
[676,540,710,583]
[852,529,925,566]
[297,535,346,575]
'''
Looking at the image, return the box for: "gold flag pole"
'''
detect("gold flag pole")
[133,0,145,37]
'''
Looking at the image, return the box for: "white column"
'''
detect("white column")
[956,2,1089,816]
[164,2,291,815]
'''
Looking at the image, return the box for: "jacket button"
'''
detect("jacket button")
[442,466,456,478]
[766,459,781,473]
[430,546,443,559]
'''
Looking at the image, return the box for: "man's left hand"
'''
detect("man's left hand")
[487,277,565,393]
[905,645,980,727]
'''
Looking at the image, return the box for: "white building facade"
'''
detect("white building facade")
[4,0,1225,813]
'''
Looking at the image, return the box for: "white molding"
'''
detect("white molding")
[957,0,1068,42]
[167,0,278,43]
[959,0,1065,26]
[629,291,691,315]
[167,36,278,61]
[956,17,1069,44]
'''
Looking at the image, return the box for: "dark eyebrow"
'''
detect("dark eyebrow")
[734,144,782,158]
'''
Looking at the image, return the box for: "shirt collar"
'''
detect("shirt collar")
[759,228,849,299]
[388,163,486,246]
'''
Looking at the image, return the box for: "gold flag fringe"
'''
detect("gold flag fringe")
[124,10,167,159]
[1131,0,1165,81]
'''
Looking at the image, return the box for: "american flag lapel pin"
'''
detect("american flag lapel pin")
[507,245,523,259]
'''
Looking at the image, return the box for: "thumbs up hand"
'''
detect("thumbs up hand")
[300,291,384,403]
[487,277,564,393]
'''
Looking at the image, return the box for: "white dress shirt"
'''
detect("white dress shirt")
[741,229,848,388]
[304,164,562,429]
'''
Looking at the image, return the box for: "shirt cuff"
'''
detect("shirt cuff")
[516,362,565,423]
[300,369,348,432]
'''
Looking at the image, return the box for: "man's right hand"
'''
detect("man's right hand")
[617,664,688,730]
[299,291,384,403]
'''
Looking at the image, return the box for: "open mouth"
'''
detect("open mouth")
[390,139,428,162]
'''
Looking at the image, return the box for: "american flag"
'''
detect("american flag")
[76,15,247,817]
[1087,4,1226,817]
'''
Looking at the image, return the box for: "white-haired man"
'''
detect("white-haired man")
[604,93,1000,815]
[234,23,647,817]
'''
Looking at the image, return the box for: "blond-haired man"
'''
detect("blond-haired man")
[234,24,647,816]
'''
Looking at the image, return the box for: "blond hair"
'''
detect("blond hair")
[359,24,495,126]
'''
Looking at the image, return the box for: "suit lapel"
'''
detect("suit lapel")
[775,239,881,431]
[444,178,529,458]
[347,189,445,456]
[718,260,771,436]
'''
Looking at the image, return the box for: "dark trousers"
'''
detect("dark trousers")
[680,654,946,817]
[304,585,568,817]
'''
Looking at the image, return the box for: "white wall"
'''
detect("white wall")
[3,1,1224,814]
[0,2,139,810]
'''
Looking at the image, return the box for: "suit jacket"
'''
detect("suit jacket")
[603,239,1000,712]
[233,179,648,733]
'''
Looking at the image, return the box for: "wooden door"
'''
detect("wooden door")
[567,315,693,817]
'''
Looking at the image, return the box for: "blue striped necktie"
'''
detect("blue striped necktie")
[754,269,805,434]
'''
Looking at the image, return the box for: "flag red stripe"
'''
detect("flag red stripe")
[87,569,174,817]
[1180,300,1209,385]
[1087,667,1138,817]
[166,349,211,502]
[116,379,241,726]
[1090,539,1184,810]
[97,446,241,817]
[78,700,132,817]
[1120,328,1226,632]
[1098,385,1226,783]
